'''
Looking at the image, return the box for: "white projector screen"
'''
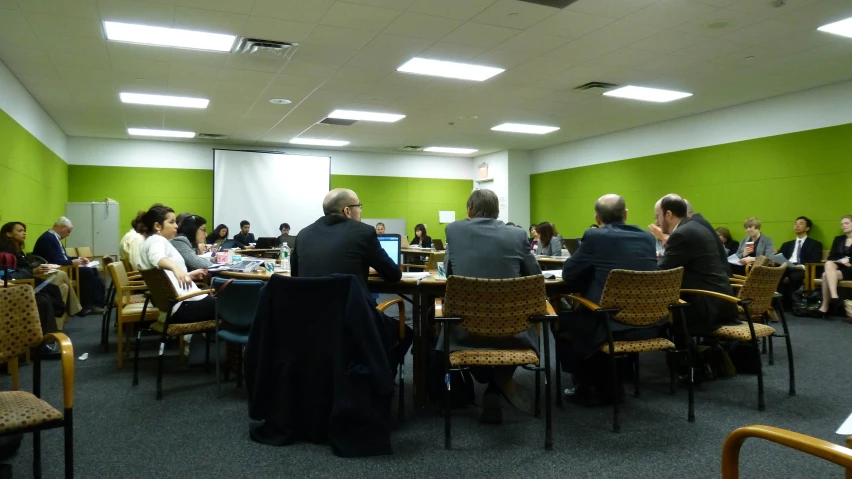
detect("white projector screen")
[213,150,330,239]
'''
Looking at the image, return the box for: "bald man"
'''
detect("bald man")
[292,188,411,374]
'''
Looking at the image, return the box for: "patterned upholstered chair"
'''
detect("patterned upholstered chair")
[434,274,557,450]
[683,262,795,411]
[133,268,216,400]
[563,267,693,433]
[0,284,75,478]
[104,262,157,367]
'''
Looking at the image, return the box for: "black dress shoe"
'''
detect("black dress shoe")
[39,343,61,360]
[76,309,92,317]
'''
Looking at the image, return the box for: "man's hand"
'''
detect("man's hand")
[743,245,754,256]
[80,257,90,265]
[189,269,207,280]
[71,259,82,266]
[739,256,756,265]
[34,264,51,274]
[648,223,664,240]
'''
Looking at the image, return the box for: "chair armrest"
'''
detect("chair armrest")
[376,298,403,312]
[732,274,747,281]
[175,289,213,302]
[9,279,35,286]
[376,298,406,339]
[128,280,145,286]
[564,294,601,312]
[546,300,556,316]
[681,288,745,305]
[730,284,743,290]
[434,316,463,324]
[42,332,74,409]
[123,284,149,292]
[729,277,745,284]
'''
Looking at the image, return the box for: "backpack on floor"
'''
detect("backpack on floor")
[792,287,822,317]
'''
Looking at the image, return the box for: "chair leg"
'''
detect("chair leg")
[33,429,42,479]
[117,322,124,369]
[397,355,405,421]
[775,302,796,397]
[610,354,620,433]
[205,334,210,374]
[156,333,167,400]
[752,335,765,411]
[215,335,221,398]
[236,347,243,389]
[633,354,640,398]
[668,351,676,395]
[8,357,19,391]
[444,369,451,450]
[64,410,74,479]
[132,328,142,387]
[534,369,541,418]
[555,356,563,408]
[544,331,552,450]
[685,348,695,423]
[761,336,767,354]
[767,334,774,366]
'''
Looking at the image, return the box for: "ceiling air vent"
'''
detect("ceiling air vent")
[574,81,619,91]
[398,146,424,152]
[197,133,227,139]
[318,118,358,126]
[517,0,580,8]
[234,38,297,56]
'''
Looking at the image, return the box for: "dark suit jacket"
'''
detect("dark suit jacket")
[409,235,431,249]
[292,215,401,295]
[827,235,852,262]
[779,237,823,265]
[32,230,76,266]
[659,218,738,334]
[561,222,658,304]
[233,232,257,248]
[691,213,732,276]
[445,218,540,279]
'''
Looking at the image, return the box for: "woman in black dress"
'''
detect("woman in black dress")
[817,215,852,316]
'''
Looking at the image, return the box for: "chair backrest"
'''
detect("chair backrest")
[121,257,135,273]
[76,246,93,258]
[137,268,179,313]
[753,255,770,268]
[598,268,685,326]
[65,247,78,257]
[212,277,264,328]
[443,275,546,338]
[0,285,43,362]
[109,261,133,287]
[739,263,787,315]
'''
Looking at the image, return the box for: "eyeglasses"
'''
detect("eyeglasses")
[345,203,362,209]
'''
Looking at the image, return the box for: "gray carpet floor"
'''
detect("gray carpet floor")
[4,300,852,478]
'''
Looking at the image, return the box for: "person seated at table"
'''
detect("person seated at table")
[291,188,412,377]
[733,217,775,276]
[409,224,431,248]
[138,204,212,324]
[33,216,105,315]
[120,211,146,270]
[529,225,539,251]
[276,223,292,247]
[559,194,659,405]
[816,215,852,317]
[778,216,823,307]
[442,189,541,423]
[533,222,563,256]
[171,215,213,271]
[206,224,229,247]
[715,227,739,256]
[551,223,564,253]
[233,220,256,249]
[375,222,385,235]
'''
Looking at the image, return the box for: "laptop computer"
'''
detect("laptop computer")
[401,235,410,248]
[227,260,264,273]
[255,237,278,249]
[279,235,296,249]
[220,239,236,250]
[432,238,445,251]
[378,234,401,265]
[562,238,580,255]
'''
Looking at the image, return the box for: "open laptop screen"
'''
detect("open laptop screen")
[378,234,401,265]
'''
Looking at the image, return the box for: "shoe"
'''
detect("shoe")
[563,386,596,406]
[76,309,92,317]
[829,297,843,315]
[480,385,503,424]
[39,343,61,360]
[90,306,105,315]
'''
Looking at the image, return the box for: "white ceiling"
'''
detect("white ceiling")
[1,0,852,157]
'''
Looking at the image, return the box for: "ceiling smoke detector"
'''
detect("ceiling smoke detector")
[398,146,424,152]
[517,0,580,7]
[234,38,297,56]
[197,133,228,139]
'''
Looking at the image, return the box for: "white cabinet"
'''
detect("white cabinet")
[65,201,120,258]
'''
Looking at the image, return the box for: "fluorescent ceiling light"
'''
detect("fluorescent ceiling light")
[397,57,504,81]
[104,21,236,52]
[818,17,852,38]
[128,128,195,138]
[424,147,478,154]
[327,109,405,123]
[603,85,692,103]
[289,138,350,147]
[491,123,560,135]
[120,92,209,108]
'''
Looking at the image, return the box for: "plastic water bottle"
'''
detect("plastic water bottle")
[279,243,291,273]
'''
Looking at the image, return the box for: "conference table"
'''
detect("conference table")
[218,267,569,410]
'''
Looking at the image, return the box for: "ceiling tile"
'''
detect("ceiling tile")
[543,21,662,63]
[3,59,58,78]
[0,45,51,65]
[622,0,720,28]
[168,49,230,67]
[692,0,738,6]
[47,38,112,68]
[442,22,521,48]
[346,34,432,69]
[219,68,276,87]
[629,29,711,53]
[27,12,103,39]
[96,0,174,25]
[493,31,569,56]
[772,0,852,28]
[241,16,314,43]
[382,12,463,40]
[526,9,614,38]
[566,0,659,19]
[514,56,583,76]
[673,37,750,60]
[56,65,112,82]
[319,2,401,32]
[172,7,247,33]
[673,8,764,38]
[725,0,822,20]
[0,22,41,50]
[407,0,496,21]
[767,29,843,54]
[0,8,31,33]
[587,48,661,68]
[635,52,704,74]
[469,0,558,29]
[343,0,416,9]
[174,0,256,15]
[111,57,170,77]
[107,42,172,63]
[302,25,377,49]
[292,44,357,66]
[720,19,808,45]
[473,49,533,69]
[419,42,488,62]
[18,0,99,18]
[532,63,621,91]
[281,59,340,78]
[0,0,18,8]
[251,0,333,23]
[332,65,393,83]
[265,73,326,96]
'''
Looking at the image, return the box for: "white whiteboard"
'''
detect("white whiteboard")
[213,150,330,238]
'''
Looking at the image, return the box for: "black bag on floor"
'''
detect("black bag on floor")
[0,433,22,460]
[792,287,822,317]
[728,343,762,374]
[428,345,475,408]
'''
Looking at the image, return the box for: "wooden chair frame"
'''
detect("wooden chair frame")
[376,298,406,421]
[104,262,155,368]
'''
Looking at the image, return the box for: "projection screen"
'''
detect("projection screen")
[213,149,330,239]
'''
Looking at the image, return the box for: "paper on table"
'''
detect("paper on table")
[542,270,562,279]
[438,211,455,223]
[81,260,99,268]
[727,254,741,265]
[200,252,213,258]
[402,272,431,279]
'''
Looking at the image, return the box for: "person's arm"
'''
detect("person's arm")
[735,238,747,259]
[172,238,212,270]
[805,240,823,264]
[423,236,432,249]
[233,233,247,248]
[561,235,593,287]
[366,232,401,282]
[658,231,690,270]
[145,239,193,288]
[760,236,775,257]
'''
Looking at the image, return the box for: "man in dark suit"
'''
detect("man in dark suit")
[650,201,732,276]
[32,216,105,315]
[778,216,823,305]
[559,194,660,404]
[233,220,256,249]
[292,188,411,375]
[442,189,541,422]
[656,194,738,336]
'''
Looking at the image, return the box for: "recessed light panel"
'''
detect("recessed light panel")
[290,138,350,147]
[491,123,560,135]
[104,21,236,52]
[603,85,692,103]
[818,17,852,39]
[128,128,195,138]
[327,109,405,123]
[424,147,478,154]
[120,92,209,108]
[397,57,504,81]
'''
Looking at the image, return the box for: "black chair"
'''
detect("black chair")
[212,277,264,397]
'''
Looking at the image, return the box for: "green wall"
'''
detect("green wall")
[68,165,213,237]
[531,123,852,247]
[0,109,67,236]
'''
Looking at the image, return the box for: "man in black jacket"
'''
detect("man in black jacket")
[233,220,256,248]
[778,216,823,305]
[292,188,411,374]
[656,194,739,336]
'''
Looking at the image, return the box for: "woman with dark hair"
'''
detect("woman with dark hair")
[206,224,229,246]
[171,215,213,271]
[715,226,739,256]
[138,204,212,324]
[529,225,539,250]
[533,222,563,256]
[410,223,432,249]
[817,215,852,317]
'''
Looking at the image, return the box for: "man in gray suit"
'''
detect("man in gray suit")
[442,189,541,423]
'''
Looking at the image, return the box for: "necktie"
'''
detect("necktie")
[794,239,802,263]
